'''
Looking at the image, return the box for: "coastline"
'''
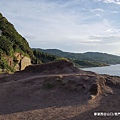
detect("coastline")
[81,64,120,76]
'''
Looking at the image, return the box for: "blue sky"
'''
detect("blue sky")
[0,0,120,55]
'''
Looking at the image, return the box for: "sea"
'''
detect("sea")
[81,64,120,76]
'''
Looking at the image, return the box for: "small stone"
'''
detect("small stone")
[90,95,96,99]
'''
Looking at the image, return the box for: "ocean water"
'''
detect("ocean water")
[81,64,120,76]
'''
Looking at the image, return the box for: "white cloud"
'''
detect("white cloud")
[90,35,120,45]
[112,11,118,13]
[0,0,120,55]
[104,0,120,5]
[91,8,104,12]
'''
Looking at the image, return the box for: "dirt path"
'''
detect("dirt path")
[0,73,85,85]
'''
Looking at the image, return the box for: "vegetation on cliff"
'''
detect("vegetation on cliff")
[0,13,35,72]
[0,13,64,72]
[0,13,33,57]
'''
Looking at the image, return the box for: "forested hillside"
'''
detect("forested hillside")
[0,13,34,57]
[33,48,109,67]
[33,49,62,64]
[0,13,35,72]
[36,48,120,65]
[83,52,120,64]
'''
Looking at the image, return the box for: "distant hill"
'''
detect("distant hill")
[34,48,120,65]
[32,49,63,64]
[33,48,109,67]
[36,49,91,61]
[83,52,120,64]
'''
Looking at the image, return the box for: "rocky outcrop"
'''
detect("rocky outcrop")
[14,52,31,71]
[21,60,116,99]
[0,52,31,72]
[0,68,2,72]
[20,56,31,70]
[22,59,82,74]
[0,30,2,36]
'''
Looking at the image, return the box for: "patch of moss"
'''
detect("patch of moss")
[44,82,55,89]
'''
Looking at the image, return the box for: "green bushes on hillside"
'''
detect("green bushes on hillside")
[73,59,108,67]
[33,50,58,63]
[0,57,14,72]
[0,12,35,72]
[0,36,13,55]
[0,13,33,58]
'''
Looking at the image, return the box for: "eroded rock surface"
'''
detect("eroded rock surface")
[14,52,31,71]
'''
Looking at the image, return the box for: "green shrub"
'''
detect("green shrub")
[0,13,34,58]
[44,82,55,89]
[0,36,13,55]
[0,57,14,72]
[33,50,58,63]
